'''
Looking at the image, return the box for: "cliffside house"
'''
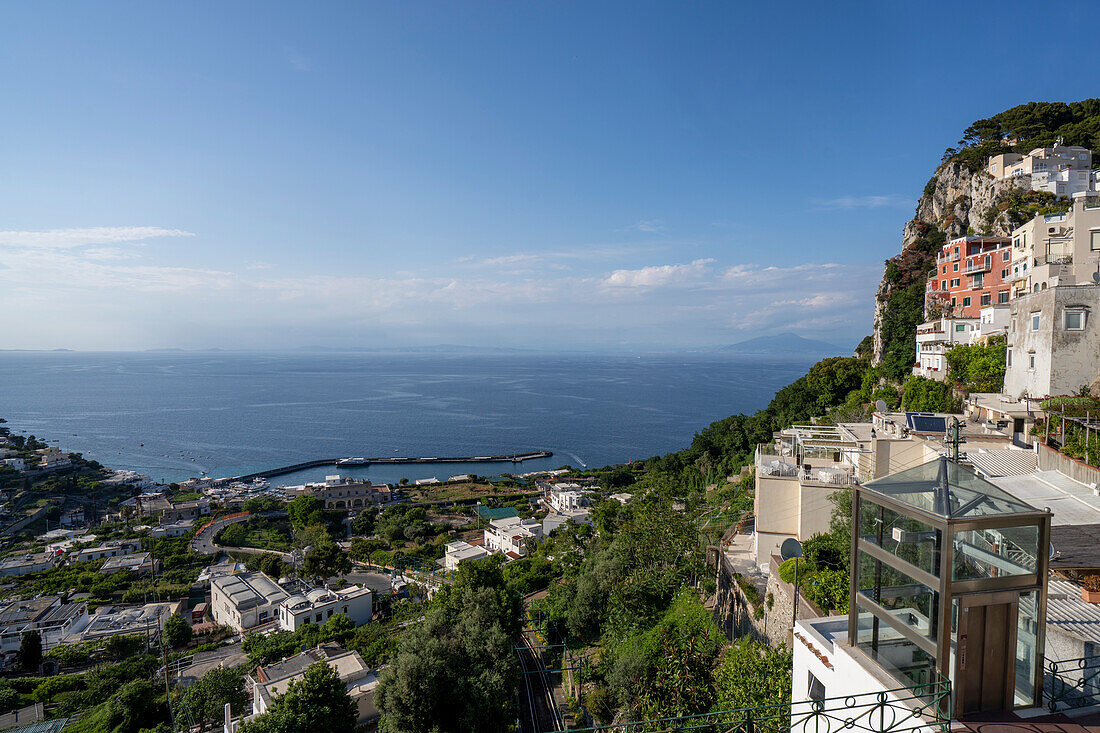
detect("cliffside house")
[1004,284,1100,399]
[988,141,1096,197]
[926,236,1012,318]
[1008,198,1100,298]
[912,316,979,381]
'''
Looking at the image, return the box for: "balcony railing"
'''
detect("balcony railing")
[570,677,952,733]
[1047,655,1100,712]
[964,261,991,274]
[1034,254,1073,267]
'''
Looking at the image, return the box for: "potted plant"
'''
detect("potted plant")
[1081,575,1100,603]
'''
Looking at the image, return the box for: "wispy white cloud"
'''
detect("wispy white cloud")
[602,258,714,288]
[772,293,854,308]
[287,50,312,72]
[810,194,911,210]
[0,227,194,249]
[625,219,667,233]
[461,253,544,268]
[246,261,274,271]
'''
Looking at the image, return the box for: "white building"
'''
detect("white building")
[483,516,542,558]
[246,644,379,726]
[37,448,72,472]
[548,484,593,513]
[211,572,289,632]
[443,540,489,571]
[0,552,59,577]
[101,551,157,575]
[1004,284,1100,398]
[160,500,211,525]
[1008,198,1100,297]
[0,596,88,653]
[913,317,979,381]
[70,539,142,564]
[149,519,195,539]
[967,304,1010,345]
[0,458,25,473]
[278,585,372,631]
[989,141,1096,197]
[66,602,176,644]
[284,476,392,510]
[542,508,592,535]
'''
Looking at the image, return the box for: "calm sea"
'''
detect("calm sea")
[0,351,812,484]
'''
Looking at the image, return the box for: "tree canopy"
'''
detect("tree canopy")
[237,661,357,733]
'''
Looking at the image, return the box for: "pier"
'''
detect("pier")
[230,450,553,481]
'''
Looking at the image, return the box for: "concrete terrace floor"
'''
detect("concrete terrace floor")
[953,711,1100,732]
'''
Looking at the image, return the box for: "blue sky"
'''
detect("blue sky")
[3,1,1100,351]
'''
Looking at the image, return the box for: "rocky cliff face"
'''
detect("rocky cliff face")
[871,162,1031,367]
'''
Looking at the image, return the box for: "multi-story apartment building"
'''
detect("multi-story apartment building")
[483,516,542,558]
[988,140,1096,197]
[278,585,372,631]
[285,475,392,510]
[1004,284,1100,398]
[968,303,1010,344]
[211,571,289,631]
[1008,198,1100,298]
[912,316,979,381]
[926,236,1012,317]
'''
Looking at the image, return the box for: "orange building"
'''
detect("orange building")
[925,236,1012,317]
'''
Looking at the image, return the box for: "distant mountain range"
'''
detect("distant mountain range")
[718,332,848,359]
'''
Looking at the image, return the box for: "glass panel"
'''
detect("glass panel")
[857,551,938,641]
[860,499,940,576]
[952,524,1038,581]
[855,607,939,689]
[862,458,1036,519]
[1016,591,1038,707]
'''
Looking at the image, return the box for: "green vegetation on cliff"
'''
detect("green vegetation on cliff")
[945,99,1100,172]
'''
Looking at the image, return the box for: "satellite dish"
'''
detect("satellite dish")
[875,399,889,413]
[780,538,803,561]
[1092,271,1100,283]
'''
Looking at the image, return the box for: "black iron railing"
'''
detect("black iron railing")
[570,676,951,733]
[1046,655,1100,712]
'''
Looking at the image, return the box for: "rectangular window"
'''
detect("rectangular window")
[1031,312,1040,331]
[963,297,971,307]
[1029,353,1036,369]
[1003,251,1010,261]
[951,278,960,287]
[808,672,826,702]
[1007,348,1012,367]
[955,324,966,332]
[1064,310,1086,330]
[951,298,957,307]
[953,524,1039,581]
[980,294,991,305]
[942,266,947,274]
[1091,231,1100,251]
[941,280,947,290]
[953,263,959,272]
[999,291,1010,304]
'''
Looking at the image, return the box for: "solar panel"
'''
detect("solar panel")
[906,413,947,434]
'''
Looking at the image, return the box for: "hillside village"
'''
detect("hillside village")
[4,103,1100,733]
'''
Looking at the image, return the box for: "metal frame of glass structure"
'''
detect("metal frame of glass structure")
[848,455,1051,712]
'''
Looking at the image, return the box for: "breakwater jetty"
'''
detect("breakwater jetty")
[230,450,553,481]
